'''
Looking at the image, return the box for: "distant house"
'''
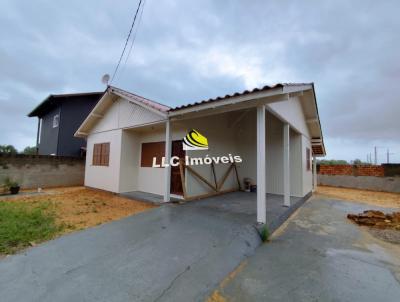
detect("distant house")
[28,92,103,157]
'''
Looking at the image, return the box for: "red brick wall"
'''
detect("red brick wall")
[318,165,384,177]
[355,165,384,177]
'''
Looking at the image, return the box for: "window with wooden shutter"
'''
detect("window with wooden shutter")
[141,142,165,167]
[92,143,110,166]
[306,147,311,171]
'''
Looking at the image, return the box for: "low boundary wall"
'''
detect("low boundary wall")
[0,154,85,189]
[317,164,400,193]
[318,175,400,193]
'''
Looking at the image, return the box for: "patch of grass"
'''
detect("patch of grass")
[0,202,63,254]
[260,225,270,242]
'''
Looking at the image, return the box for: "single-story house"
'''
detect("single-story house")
[75,83,326,223]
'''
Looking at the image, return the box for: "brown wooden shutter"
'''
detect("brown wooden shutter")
[93,144,100,165]
[141,142,165,167]
[102,143,110,166]
[93,143,110,166]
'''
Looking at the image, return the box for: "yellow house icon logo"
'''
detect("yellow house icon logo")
[183,129,208,151]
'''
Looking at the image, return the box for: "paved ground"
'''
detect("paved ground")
[186,192,303,227]
[0,193,273,302]
[123,191,304,231]
[210,196,400,302]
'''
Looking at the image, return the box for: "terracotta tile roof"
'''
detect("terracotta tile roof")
[170,83,310,111]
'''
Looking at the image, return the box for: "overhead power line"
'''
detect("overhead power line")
[120,0,146,77]
[110,0,145,83]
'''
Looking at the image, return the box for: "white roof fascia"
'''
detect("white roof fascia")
[110,88,168,118]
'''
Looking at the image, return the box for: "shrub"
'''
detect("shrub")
[260,225,270,242]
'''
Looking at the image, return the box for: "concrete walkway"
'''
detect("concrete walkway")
[211,196,400,302]
[0,199,262,302]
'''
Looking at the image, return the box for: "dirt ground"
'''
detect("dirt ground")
[316,185,400,208]
[317,186,400,244]
[0,187,157,233]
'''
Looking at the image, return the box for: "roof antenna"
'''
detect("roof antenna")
[101,74,110,86]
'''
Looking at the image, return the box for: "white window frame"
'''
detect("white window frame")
[53,114,59,128]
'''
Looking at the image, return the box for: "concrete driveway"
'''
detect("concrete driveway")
[0,198,262,302]
[211,196,400,302]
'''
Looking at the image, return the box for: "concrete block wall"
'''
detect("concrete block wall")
[318,175,400,193]
[0,154,85,189]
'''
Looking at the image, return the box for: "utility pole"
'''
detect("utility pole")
[386,149,395,164]
[374,146,377,165]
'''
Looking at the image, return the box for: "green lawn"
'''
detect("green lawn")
[0,201,63,254]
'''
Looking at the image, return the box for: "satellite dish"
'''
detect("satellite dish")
[101,74,110,85]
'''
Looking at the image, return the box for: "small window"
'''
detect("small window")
[92,143,110,166]
[53,114,59,128]
[141,142,165,167]
[306,147,311,171]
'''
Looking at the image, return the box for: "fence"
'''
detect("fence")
[0,154,85,189]
[317,164,400,193]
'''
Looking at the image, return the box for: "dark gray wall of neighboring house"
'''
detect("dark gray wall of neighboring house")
[38,106,60,155]
[57,95,99,157]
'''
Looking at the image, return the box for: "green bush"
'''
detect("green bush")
[0,202,62,254]
[2,177,19,190]
[260,225,270,242]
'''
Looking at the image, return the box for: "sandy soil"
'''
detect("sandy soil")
[0,187,157,233]
[316,186,400,208]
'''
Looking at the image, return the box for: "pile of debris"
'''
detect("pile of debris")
[347,210,400,230]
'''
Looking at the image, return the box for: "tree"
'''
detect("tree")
[317,159,348,165]
[352,159,363,165]
[22,146,37,155]
[0,145,17,155]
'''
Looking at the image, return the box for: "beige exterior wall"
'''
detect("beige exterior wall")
[85,129,122,192]
[177,114,239,197]
[267,96,311,138]
[91,97,165,134]
[301,134,313,195]
[234,110,304,197]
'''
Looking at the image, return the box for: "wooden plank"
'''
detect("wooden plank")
[233,163,241,190]
[211,162,218,188]
[186,165,217,192]
[217,164,234,191]
[179,160,187,199]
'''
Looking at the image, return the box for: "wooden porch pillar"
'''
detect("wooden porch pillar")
[164,119,171,202]
[257,105,266,224]
[283,123,290,207]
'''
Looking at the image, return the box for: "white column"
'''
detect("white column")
[257,105,266,224]
[283,123,290,207]
[164,119,171,202]
[312,155,317,191]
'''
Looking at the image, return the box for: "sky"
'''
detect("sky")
[0,0,399,163]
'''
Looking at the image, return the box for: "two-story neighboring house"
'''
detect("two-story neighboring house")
[28,92,103,157]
